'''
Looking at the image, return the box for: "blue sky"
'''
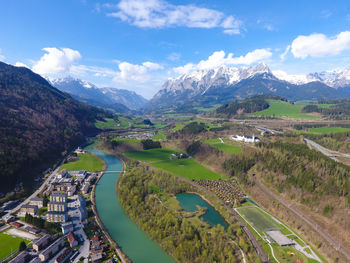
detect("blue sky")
[1,0,350,98]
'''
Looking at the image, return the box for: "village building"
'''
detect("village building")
[81,182,90,195]
[8,251,28,263]
[67,232,78,247]
[47,192,68,223]
[33,234,51,252]
[231,135,260,143]
[20,204,38,216]
[67,185,76,197]
[55,247,73,263]
[29,198,43,208]
[91,253,103,263]
[61,221,74,234]
[39,237,65,262]
[24,226,41,234]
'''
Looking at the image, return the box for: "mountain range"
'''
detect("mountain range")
[145,63,350,112]
[49,77,148,112]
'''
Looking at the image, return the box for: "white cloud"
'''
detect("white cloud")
[167,52,181,61]
[291,31,350,59]
[173,49,272,74]
[107,0,242,34]
[280,45,290,61]
[15,62,29,68]
[114,61,163,83]
[32,47,82,75]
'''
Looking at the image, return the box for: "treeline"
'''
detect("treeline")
[118,163,255,263]
[215,94,286,117]
[302,99,350,119]
[224,141,350,201]
[303,132,350,153]
[141,139,161,150]
[294,123,350,130]
[24,213,60,234]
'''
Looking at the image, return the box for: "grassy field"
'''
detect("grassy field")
[125,148,179,162]
[307,127,350,134]
[0,232,30,260]
[152,159,221,180]
[95,117,130,130]
[238,206,281,232]
[250,100,320,119]
[125,148,222,180]
[204,138,242,155]
[60,153,104,172]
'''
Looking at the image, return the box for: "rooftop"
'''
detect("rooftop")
[266,230,295,246]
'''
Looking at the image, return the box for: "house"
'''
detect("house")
[39,237,65,262]
[29,198,43,208]
[56,169,69,179]
[11,221,23,228]
[266,230,296,246]
[67,185,76,197]
[9,251,28,263]
[43,185,54,197]
[24,226,41,234]
[47,212,68,223]
[3,214,15,223]
[69,170,87,180]
[74,147,85,154]
[231,135,260,143]
[81,182,90,195]
[91,253,103,263]
[55,247,73,263]
[33,234,51,252]
[20,204,38,216]
[78,196,87,220]
[61,221,74,234]
[67,232,78,247]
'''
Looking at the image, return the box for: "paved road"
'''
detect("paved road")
[254,177,350,260]
[304,138,350,162]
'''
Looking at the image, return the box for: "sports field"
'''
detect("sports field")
[125,148,222,180]
[250,100,320,119]
[0,232,29,260]
[60,153,104,172]
[238,206,281,232]
[204,138,242,155]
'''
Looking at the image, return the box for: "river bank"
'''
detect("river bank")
[88,144,176,263]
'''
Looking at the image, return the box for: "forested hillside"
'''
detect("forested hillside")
[0,62,108,193]
[214,94,286,117]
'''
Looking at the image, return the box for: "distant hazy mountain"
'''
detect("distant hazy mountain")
[145,63,348,112]
[0,62,108,193]
[50,77,148,111]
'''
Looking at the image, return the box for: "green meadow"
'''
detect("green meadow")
[250,100,320,119]
[307,127,350,134]
[60,153,104,172]
[0,232,30,260]
[111,138,141,143]
[125,148,221,180]
[204,138,242,155]
[95,117,130,129]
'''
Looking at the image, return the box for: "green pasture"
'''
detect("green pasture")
[307,127,350,134]
[95,117,130,129]
[250,100,320,119]
[60,153,104,172]
[125,148,222,180]
[125,148,180,162]
[204,138,242,155]
[152,159,221,180]
[0,232,30,260]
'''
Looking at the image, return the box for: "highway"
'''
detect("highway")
[304,138,350,162]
